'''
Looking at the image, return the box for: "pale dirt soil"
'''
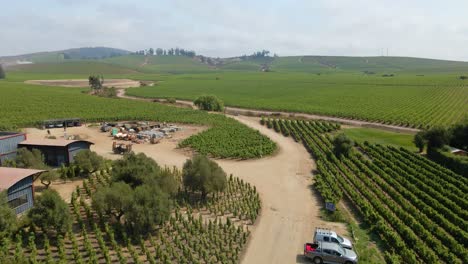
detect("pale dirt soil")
[25,79,141,88]
[24,116,347,264]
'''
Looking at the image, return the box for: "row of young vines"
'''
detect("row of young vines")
[0,169,260,263]
[261,117,467,264]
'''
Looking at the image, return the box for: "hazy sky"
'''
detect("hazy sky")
[3,0,468,60]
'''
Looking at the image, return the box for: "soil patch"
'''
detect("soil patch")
[25,79,143,88]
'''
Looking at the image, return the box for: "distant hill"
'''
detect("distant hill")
[4,49,468,74]
[0,47,130,67]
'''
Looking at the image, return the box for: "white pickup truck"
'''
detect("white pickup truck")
[314,228,353,249]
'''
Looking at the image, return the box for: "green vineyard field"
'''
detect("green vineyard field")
[262,118,468,263]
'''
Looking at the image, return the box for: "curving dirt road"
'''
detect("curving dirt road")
[25,115,346,264]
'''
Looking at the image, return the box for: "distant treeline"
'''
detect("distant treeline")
[133,48,196,57]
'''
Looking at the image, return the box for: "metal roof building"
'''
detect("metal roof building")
[18,139,94,166]
[0,167,44,214]
[0,132,27,165]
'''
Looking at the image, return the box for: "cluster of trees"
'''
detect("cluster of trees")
[240,50,277,60]
[0,64,5,79]
[134,47,196,57]
[0,149,106,238]
[92,153,227,235]
[194,95,224,112]
[414,122,468,176]
[413,122,468,152]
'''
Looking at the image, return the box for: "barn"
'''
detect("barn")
[0,167,44,214]
[18,139,94,166]
[0,132,27,165]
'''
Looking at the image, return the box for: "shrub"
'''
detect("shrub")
[194,95,224,112]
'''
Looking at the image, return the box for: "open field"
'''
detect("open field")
[0,77,276,159]
[337,127,417,151]
[126,71,468,128]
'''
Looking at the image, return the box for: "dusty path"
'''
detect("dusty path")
[116,89,419,133]
[25,116,346,264]
[25,79,141,88]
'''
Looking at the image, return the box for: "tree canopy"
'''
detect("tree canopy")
[182,155,227,199]
[111,152,161,188]
[0,64,5,79]
[125,184,171,235]
[92,182,133,222]
[332,134,353,158]
[73,150,105,176]
[413,131,427,153]
[88,75,104,90]
[0,192,17,238]
[449,122,468,151]
[27,189,72,235]
[193,95,224,112]
[424,126,450,150]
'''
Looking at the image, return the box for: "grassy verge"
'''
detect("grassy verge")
[336,127,417,151]
[320,204,385,264]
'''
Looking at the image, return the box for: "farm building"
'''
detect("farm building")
[0,132,27,165]
[0,167,44,214]
[18,139,94,166]
[450,147,467,156]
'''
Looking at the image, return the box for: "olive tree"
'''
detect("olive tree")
[332,134,353,158]
[182,155,227,200]
[125,185,171,234]
[92,182,133,222]
[0,192,17,238]
[413,131,427,153]
[73,150,105,176]
[27,189,72,235]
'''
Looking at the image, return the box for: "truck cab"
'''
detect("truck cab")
[314,228,353,250]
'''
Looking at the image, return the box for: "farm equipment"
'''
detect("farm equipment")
[112,142,133,154]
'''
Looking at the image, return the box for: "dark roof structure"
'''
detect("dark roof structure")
[19,139,94,147]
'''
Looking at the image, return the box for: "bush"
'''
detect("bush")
[193,95,224,112]
[166,98,176,104]
[27,189,72,235]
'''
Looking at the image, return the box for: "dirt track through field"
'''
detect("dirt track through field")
[25,115,346,264]
[117,88,419,133]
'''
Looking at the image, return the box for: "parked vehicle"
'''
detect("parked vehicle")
[314,228,353,249]
[304,242,358,264]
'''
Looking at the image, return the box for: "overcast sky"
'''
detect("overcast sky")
[2,0,468,61]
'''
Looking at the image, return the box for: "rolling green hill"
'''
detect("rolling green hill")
[0,47,130,65]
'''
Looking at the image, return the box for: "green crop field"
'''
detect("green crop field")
[0,74,275,159]
[337,127,417,151]
[127,71,468,128]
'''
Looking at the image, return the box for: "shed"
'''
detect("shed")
[18,139,94,166]
[0,167,44,214]
[0,132,27,165]
[449,147,467,156]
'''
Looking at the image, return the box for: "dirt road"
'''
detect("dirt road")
[117,90,419,133]
[25,116,346,264]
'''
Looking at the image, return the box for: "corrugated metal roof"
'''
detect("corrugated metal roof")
[0,132,25,140]
[0,167,45,191]
[19,139,94,147]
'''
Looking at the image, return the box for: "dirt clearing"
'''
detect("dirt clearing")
[25,79,142,88]
[24,116,347,264]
